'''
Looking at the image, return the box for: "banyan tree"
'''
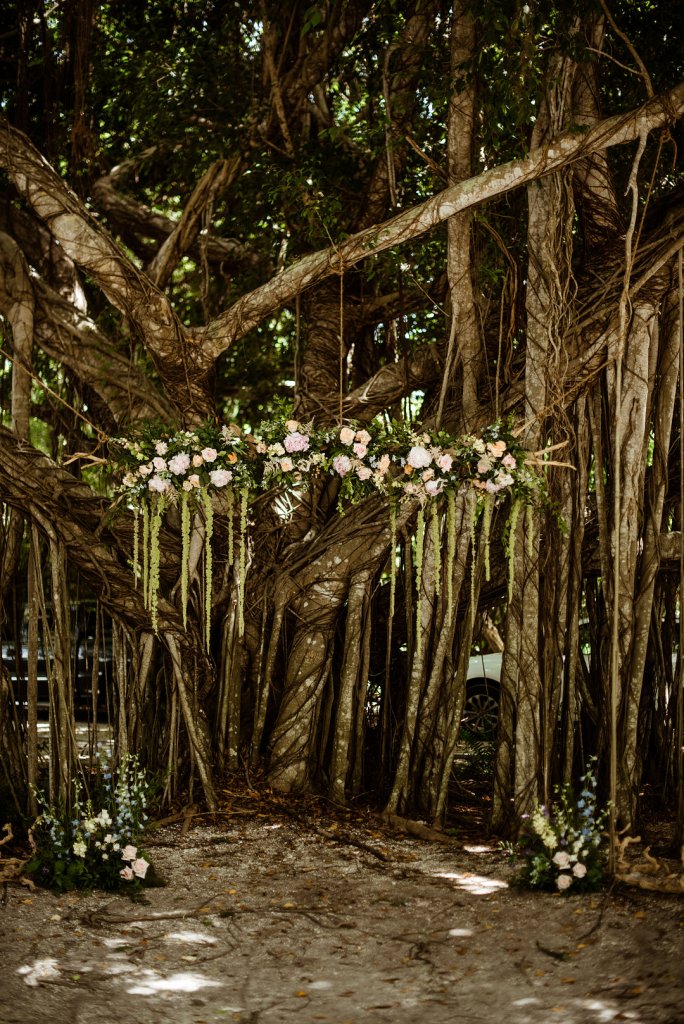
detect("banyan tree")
[0,0,683,840]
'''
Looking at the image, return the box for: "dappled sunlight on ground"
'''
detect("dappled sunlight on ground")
[434,869,508,895]
[125,969,225,996]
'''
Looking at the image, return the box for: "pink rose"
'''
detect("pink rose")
[572,862,587,878]
[333,455,351,476]
[502,453,517,470]
[121,845,137,861]
[339,427,355,445]
[356,466,372,481]
[120,866,134,881]
[355,429,372,446]
[132,857,149,879]
[437,453,453,472]
[353,443,367,458]
[556,873,573,891]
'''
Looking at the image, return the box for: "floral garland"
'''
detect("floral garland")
[111,415,547,639]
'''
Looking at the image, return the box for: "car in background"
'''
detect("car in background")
[463,653,502,738]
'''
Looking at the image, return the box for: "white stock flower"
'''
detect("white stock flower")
[72,839,87,858]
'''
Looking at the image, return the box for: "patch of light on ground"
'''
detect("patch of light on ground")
[126,969,224,995]
[165,930,218,945]
[16,958,60,986]
[433,871,508,895]
[463,844,496,854]
[448,927,474,937]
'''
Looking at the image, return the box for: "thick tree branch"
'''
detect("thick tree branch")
[197,82,684,361]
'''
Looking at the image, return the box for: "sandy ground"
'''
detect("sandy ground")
[1,798,683,1024]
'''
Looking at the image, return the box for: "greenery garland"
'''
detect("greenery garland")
[111,413,549,638]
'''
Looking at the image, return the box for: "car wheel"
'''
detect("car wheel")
[461,678,500,738]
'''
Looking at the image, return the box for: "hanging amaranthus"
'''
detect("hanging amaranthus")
[238,486,249,637]
[469,497,479,628]
[142,503,150,604]
[389,494,397,620]
[482,492,495,582]
[149,496,165,633]
[415,506,425,653]
[180,490,191,629]
[431,502,441,597]
[132,507,139,589]
[202,488,213,651]
[226,486,234,566]
[505,498,523,603]
[446,489,456,621]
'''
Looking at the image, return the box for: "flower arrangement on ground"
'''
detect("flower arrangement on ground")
[25,753,160,894]
[515,759,608,893]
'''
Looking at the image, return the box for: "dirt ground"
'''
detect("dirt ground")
[1,789,683,1024]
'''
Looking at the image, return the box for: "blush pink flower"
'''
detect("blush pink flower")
[192,454,204,467]
[148,475,170,493]
[283,431,310,453]
[377,454,391,474]
[188,474,201,488]
[437,453,453,472]
[168,453,191,475]
[155,441,168,456]
[339,427,355,445]
[132,857,149,879]
[152,456,167,471]
[556,873,573,891]
[356,465,372,481]
[487,440,507,458]
[477,457,492,474]
[280,457,294,472]
[333,455,351,476]
[572,862,587,878]
[285,419,300,432]
[355,429,372,446]
[209,469,232,487]
[121,845,137,861]
[353,442,368,458]
[120,866,134,881]
[425,478,445,497]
